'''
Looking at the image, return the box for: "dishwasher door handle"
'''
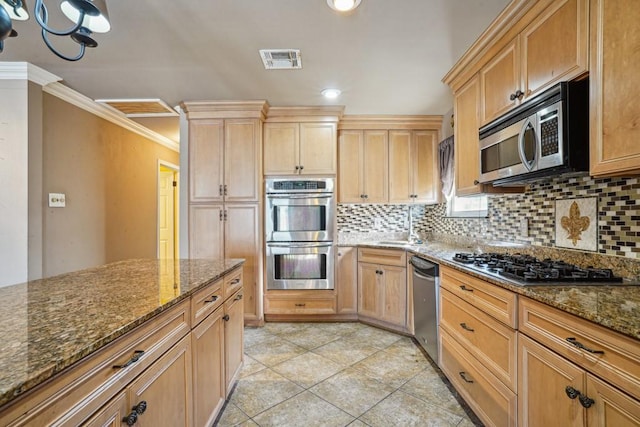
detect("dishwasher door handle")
[413,270,436,281]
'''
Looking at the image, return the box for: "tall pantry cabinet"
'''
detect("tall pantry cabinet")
[181,101,269,326]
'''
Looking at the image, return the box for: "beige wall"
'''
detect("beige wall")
[40,94,179,277]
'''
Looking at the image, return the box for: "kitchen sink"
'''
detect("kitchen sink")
[374,240,416,247]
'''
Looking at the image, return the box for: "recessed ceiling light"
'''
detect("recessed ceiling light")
[321,88,342,99]
[326,0,362,12]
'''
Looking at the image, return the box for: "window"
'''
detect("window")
[446,194,488,218]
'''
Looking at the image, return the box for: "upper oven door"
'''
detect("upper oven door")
[265,193,335,242]
[479,115,538,183]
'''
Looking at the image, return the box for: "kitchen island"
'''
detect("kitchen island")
[0,258,244,426]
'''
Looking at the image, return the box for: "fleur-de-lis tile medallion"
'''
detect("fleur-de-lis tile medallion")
[561,201,590,246]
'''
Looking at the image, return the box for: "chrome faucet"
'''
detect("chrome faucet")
[408,205,422,244]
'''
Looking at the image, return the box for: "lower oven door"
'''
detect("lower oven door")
[266,242,334,290]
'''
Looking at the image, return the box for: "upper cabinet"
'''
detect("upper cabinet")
[338,116,442,205]
[589,0,640,176]
[480,0,588,125]
[454,76,484,197]
[263,107,343,176]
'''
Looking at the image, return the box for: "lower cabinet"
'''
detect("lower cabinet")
[357,248,408,332]
[336,246,358,315]
[224,289,245,396]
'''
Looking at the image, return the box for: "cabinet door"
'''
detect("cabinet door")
[586,374,640,427]
[589,0,640,176]
[481,39,520,125]
[358,263,381,319]
[521,0,588,99]
[191,307,225,427]
[189,205,224,259]
[225,204,260,321]
[413,130,440,204]
[127,335,192,427]
[454,75,483,197]
[264,123,299,175]
[189,119,224,203]
[336,247,358,315]
[338,131,364,203]
[518,334,585,427]
[300,123,337,174]
[380,265,407,328]
[363,130,389,203]
[224,290,245,396]
[83,391,129,427]
[225,119,260,202]
[388,130,413,203]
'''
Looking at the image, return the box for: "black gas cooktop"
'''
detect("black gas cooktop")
[452,252,624,285]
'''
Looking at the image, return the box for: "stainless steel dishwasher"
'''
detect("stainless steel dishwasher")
[410,255,439,364]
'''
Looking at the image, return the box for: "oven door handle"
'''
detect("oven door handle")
[267,242,333,248]
[266,194,333,199]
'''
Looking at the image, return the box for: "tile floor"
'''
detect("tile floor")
[215,322,482,427]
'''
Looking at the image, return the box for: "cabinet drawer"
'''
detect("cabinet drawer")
[358,248,406,266]
[265,295,336,314]
[191,278,223,327]
[223,268,243,300]
[440,288,517,391]
[440,329,517,427]
[519,297,640,400]
[1,299,191,427]
[440,265,517,328]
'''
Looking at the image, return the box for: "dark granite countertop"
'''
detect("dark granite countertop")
[345,240,640,341]
[0,258,244,408]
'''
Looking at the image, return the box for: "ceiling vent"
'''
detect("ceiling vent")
[95,98,178,117]
[259,49,302,70]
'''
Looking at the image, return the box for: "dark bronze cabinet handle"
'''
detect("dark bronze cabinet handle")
[566,337,605,354]
[460,322,475,332]
[223,184,228,196]
[459,285,474,292]
[473,180,480,185]
[223,314,230,321]
[134,401,147,415]
[565,386,580,399]
[294,303,306,307]
[579,394,595,408]
[230,278,241,285]
[459,372,474,383]
[300,165,304,170]
[123,401,148,425]
[204,295,219,303]
[234,293,243,301]
[509,89,524,101]
[113,350,145,369]
[219,184,223,196]
[295,165,300,171]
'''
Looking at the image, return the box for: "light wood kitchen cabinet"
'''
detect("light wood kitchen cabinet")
[264,290,337,316]
[336,246,358,315]
[389,130,440,204]
[264,122,337,175]
[188,118,261,203]
[191,306,225,427]
[188,204,260,324]
[454,75,484,197]
[338,130,388,203]
[357,248,408,331]
[224,289,245,396]
[126,334,192,427]
[480,0,588,125]
[589,0,640,176]
[586,374,640,427]
[83,391,129,427]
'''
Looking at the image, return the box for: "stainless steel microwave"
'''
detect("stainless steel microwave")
[478,79,589,186]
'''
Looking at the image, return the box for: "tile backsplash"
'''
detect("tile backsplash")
[337,173,640,259]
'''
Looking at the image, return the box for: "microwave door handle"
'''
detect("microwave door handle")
[518,116,536,171]
[268,243,333,248]
[267,194,332,199]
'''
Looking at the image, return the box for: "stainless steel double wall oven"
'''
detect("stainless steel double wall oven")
[265,178,335,290]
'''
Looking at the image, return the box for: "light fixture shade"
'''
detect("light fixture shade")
[321,88,341,99]
[60,0,110,33]
[326,0,361,12]
[1,0,29,20]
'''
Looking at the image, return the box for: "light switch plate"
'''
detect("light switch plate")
[48,193,66,208]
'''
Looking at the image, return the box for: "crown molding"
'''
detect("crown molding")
[338,115,443,130]
[180,100,269,120]
[265,105,345,123]
[44,82,179,152]
[0,62,62,86]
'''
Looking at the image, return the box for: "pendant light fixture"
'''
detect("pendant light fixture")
[0,0,110,61]
[326,0,362,12]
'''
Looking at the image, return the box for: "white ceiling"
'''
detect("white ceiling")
[1,0,510,140]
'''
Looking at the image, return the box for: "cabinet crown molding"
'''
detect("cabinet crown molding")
[338,115,443,130]
[180,100,269,120]
[265,106,344,123]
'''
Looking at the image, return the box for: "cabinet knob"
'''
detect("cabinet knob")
[223,314,230,321]
[234,293,244,301]
[459,372,474,383]
[219,184,223,196]
[295,166,300,171]
[134,401,147,415]
[565,386,580,399]
[223,184,228,196]
[473,180,480,185]
[123,412,138,426]
[509,89,524,101]
[579,394,595,408]
[299,165,304,170]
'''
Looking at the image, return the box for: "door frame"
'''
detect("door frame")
[157,160,180,259]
